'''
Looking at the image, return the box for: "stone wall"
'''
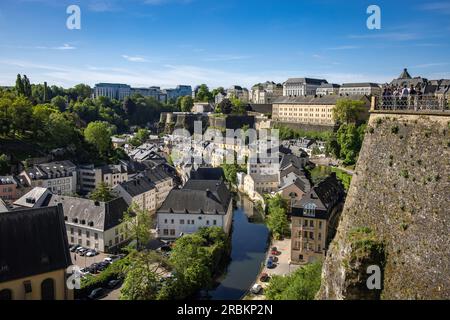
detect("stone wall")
[318,113,450,300]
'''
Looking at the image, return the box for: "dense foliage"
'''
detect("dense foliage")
[265,194,290,240]
[0,75,177,166]
[265,262,322,300]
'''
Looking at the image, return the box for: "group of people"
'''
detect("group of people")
[381,84,424,110]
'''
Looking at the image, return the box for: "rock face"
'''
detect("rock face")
[318,113,450,300]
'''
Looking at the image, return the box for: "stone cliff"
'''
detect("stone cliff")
[318,113,450,300]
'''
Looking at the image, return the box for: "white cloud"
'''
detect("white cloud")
[122,55,149,62]
[419,2,450,14]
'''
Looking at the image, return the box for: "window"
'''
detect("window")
[206,220,210,225]
[70,237,74,243]
[310,220,314,228]
[86,231,90,238]
[180,220,185,224]
[0,289,12,300]
[171,219,174,224]
[170,229,176,236]
[163,229,169,236]
[213,220,217,225]
[304,203,317,217]
[94,233,98,240]
[86,240,90,246]
[41,278,55,300]
[70,228,74,234]
[78,229,81,236]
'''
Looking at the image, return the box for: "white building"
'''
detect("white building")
[227,85,249,102]
[157,180,233,239]
[48,195,130,253]
[339,83,381,96]
[316,83,341,96]
[77,164,129,194]
[20,161,77,196]
[283,78,328,97]
[251,81,283,104]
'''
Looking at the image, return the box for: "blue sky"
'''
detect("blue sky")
[0,0,449,88]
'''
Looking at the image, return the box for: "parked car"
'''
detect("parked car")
[76,247,86,254]
[103,257,113,264]
[70,245,81,253]
[250,284,262,295]
[266,259,275,269]
[88,288,106,300]
[270,256,278,263]
[260,273,270,282]
[79,249,89,256]
[86,250,99,257]
[107,279,122,289]
[270,247,280,256]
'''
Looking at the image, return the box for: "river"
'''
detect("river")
[208,194,269,300]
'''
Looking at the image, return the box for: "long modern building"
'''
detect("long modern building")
[93,83,192,102]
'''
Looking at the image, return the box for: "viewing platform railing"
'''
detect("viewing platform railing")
[371,95,450,113]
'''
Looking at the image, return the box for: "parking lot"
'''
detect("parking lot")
[247,237,301,300]
[71,251,109,269]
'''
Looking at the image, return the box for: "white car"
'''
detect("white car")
[86,250,98,257]
[250,284,262,295]
[103,257,113,264]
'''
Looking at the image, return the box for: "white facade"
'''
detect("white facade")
[157,201,233,239]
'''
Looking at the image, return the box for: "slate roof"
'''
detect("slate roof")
[146,167,173,184]
[291,173,345,219]
[13,187,50,208]
[399,68,412,79]
[25,161,76,180]
[117,177,155,197]
[284,78,328,85]
[191,167,225,181]
[0,176,17,186]
[0,205,72,283]
[280,154,306,170]
[47,195,129,231]
[158,180,231,215]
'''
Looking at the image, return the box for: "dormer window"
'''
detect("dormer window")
[81,220,86,225]
[304,203,317,217]
[72,218,78,223]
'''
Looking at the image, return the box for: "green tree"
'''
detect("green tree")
[10,96,33,135]
[169,233,213,296]
[195,84,213,102]
[89,182,115,202]
[217,98,233,114]
[22,75,32,98]
[0,154,10,175]
[120,250,169,300]
[84,121,112,156]
[266,206,289,240]
[15,74,25,96]
[51,96,68,112]
[180,96,194,112]
[333,99,367,124]
[135,128,150,144]
[121,203,153,250]
[265,262,322,300]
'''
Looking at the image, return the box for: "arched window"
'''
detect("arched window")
[41,278,55,300]
[0,289,12,300]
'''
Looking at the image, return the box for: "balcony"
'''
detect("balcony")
[372,95,450,114]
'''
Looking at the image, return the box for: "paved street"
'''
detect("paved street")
[246,237,301,300]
